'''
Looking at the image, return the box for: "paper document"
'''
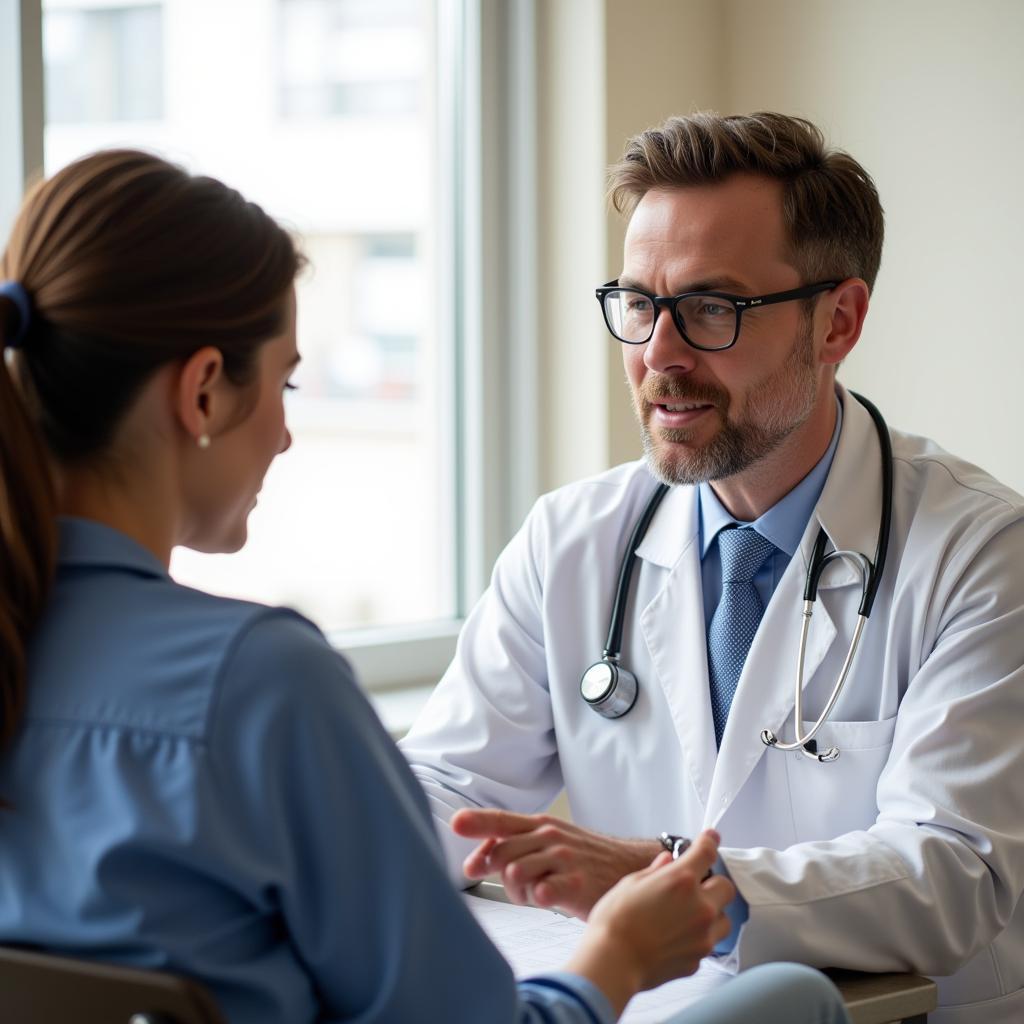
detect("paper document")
[464,894,734,1023]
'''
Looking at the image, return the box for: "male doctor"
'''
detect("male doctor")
[400,112,1024,1022]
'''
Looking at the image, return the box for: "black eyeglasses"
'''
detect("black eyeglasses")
[595,280,837,351]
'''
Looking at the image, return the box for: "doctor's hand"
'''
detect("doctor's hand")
[566,831,735,1017]
[451,808,664,919]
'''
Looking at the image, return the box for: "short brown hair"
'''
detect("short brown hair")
[608,111,884,291]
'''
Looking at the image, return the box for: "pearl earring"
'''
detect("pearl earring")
[197,433,211,450]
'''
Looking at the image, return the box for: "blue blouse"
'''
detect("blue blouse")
[0,518,612,1024]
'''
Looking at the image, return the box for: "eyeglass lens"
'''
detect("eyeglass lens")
[603,290,737,349]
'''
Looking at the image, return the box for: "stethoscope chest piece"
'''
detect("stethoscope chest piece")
[580,658,638,719]
[578,392,893,764]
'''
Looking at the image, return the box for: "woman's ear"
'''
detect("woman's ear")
[175,346,225,446]
[818,278,870,366]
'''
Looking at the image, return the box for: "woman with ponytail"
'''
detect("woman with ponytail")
[0,152,848,1024]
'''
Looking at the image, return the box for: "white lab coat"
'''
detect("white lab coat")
[400,386,1024,1023]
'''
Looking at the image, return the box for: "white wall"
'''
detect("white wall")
[536,0,610,489]
[538,0,1024,495]
[725,0,1024,492]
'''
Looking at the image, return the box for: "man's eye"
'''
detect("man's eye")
[284,381,298,392]
[699,302,730,317]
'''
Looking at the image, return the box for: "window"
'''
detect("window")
[2,0,536,697]
[40,0,452,644]
[44,3,163,123]
[280,0,424,118]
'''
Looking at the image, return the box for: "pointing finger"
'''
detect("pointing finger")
[450,808,542,839]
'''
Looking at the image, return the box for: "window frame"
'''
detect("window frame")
[1,0,540,698]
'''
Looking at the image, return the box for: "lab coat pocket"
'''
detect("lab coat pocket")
[785,715,897,842]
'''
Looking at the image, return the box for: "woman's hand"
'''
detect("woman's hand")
[564,830,736,1017]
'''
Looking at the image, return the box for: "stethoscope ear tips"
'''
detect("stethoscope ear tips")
[761,729,840,761]
[801,738,840,761]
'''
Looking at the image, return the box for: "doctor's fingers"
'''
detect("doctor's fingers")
[466,819,590,878]
[450,807,547,840]
[466,834,564,902]
[457,810,556,880]
[511,839,648,916]
[500,840,601,908]
[461,837,499,880]
[500,855,558,907]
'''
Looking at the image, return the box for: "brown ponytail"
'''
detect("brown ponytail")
[0,322,57,750]
[0,149,303,749]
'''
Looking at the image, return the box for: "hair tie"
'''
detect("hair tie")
[0,280,32,349]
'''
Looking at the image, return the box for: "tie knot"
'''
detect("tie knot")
[717,528,775,583]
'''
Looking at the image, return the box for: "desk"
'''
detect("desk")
[824,969,936,1024]
[470,882,936,1024]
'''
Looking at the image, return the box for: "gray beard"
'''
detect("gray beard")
[636,322,818,486]
[640,414,795,485]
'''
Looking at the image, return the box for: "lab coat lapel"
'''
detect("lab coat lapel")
[636,486,718,813]
[705,387,884,822]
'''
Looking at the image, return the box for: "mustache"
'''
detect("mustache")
[639,377,728,408]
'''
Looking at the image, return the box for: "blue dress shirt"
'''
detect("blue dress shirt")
[698,399,843,632]
[699,398,843,952]
[0,518,613,1024]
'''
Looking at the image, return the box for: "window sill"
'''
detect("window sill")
[327,619,458,735]
[368,682,436,740]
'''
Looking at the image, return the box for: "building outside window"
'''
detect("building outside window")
[41,0,455,637]
[44,2,163,123]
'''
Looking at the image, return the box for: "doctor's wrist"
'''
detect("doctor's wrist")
[625,838,666,872]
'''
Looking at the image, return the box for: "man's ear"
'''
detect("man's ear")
[175,346,225,445]
[818,278,870,366]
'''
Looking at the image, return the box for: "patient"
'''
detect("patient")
[0,150,848,1024]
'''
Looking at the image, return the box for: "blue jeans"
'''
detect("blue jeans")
[669,963,851,1024]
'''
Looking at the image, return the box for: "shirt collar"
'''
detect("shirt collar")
[698,394,844,559]
[57,516,169,579]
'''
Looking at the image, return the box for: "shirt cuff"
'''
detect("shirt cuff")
[519,971,616,1024]
[711,852,749,955]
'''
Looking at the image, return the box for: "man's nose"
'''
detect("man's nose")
[644,303,698,375]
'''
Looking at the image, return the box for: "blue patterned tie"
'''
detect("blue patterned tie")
[708,528,776,748]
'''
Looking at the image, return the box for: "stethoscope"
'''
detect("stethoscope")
[579,392,893,763]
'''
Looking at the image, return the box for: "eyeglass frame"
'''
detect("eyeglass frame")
[594,279,838,351]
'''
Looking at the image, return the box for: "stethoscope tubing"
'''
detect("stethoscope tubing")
[602,481,670,660]
[803,392,893,616]
[768,391,893,759]
[583,392,895,761]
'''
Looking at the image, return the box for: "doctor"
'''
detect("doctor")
[400,111,1024,1023]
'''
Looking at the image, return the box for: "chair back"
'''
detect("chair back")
[0,945,227,1024]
